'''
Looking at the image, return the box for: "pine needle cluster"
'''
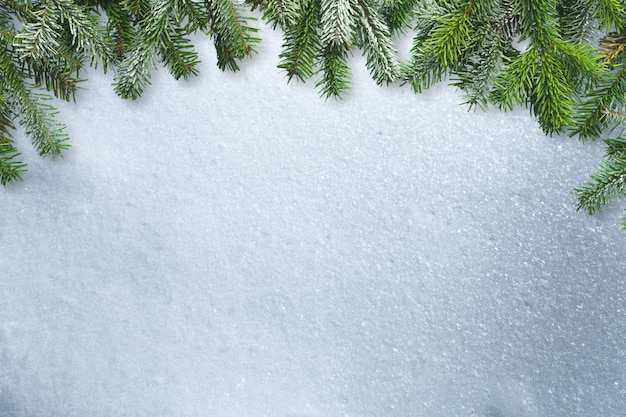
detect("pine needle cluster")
[248,0,403,98]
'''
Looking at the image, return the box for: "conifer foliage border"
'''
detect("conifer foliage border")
[2,0,626,228]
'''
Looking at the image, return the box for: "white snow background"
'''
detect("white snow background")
[1,24,626,417]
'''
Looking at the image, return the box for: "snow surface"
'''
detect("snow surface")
[2,26,626,417]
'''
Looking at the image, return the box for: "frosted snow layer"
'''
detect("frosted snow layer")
[1,27,625,417]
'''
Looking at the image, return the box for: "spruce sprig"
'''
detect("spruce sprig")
[246,0,301,30]
[269,0,400,96]
[0,98,27,186]
[380,0,420,35]
[315,0,358,98]
[1,26,69,158]
[575,146,626,216]
[278,0,320,82]
[354,0,401,84]
[207,0,261,72]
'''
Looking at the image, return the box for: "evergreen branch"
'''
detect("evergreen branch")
[572,63,626,139]
[605,136,626,158]
[0,95,27,184]
[206,0,260,72]
[402,2,448,92]
[160,25,200,79]
[491,48,537,111]
[30,59,84,102]
[121,0,146,16]
[494,0,520,39]
[557,41,605,89]
[13,0,62,61]
[112,41,155,99]
[53,0,115,70]
[319,0,357,48]
[354,0,400,84]
[575,149,626,214]
[0,44,69,157]
[278,0,319,81]
[447,0,520,109]
[0,141,27,185]
[104,0,136,57]
[426,12,472,67]
[589,0,626,32]
[246,0,301,29]
[113,0,172,99]
[559,0,595,43]
[402,53,446,92]
[315,45,351,98]
[533,47,575,133]
[16,90,70,156]
[489,0,601,134]
[316,0,358,97]
[452,31,510,110]
[380,0,420,35]
[176,0,211,32]
[518,0,560,44]
[424,0,493,68]
[0,96,15,144]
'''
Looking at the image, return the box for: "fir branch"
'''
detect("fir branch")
[13,0,62,61]
[0,93,26,184]
[121,0,145,16]
[315,0,357,97]
[319,0,357,48]
[491,48,537,111]
[533,47,576,133]
[452,31,511,110]
[572,63,626,139]
[246,0,301,29]
[487,0,604,134]
[424,0,493,68]
[176,0,211,32]
[599,33,626,64]
[605,136,626,158]
[590,0,626,32]
[0,45,69,157]
[0,141,27,185]
[278,0,320,81]
[104,0,136,57]
[53,0,115,70]
[380,0,420,35]
[315,45,351,98]
[575,149,626,215]
[16,91,70,156]
[446,0,520,109]
[160,25,200,79]
[402,2,449,92]
[354,0,400,84]
[206,0,260,72]
[29,58,84,102]
[559,0,595,43]
[113,0,172,99]
[557,41,605,89]
[0,96,15,144]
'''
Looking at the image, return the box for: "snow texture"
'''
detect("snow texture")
[1,26,626,417]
